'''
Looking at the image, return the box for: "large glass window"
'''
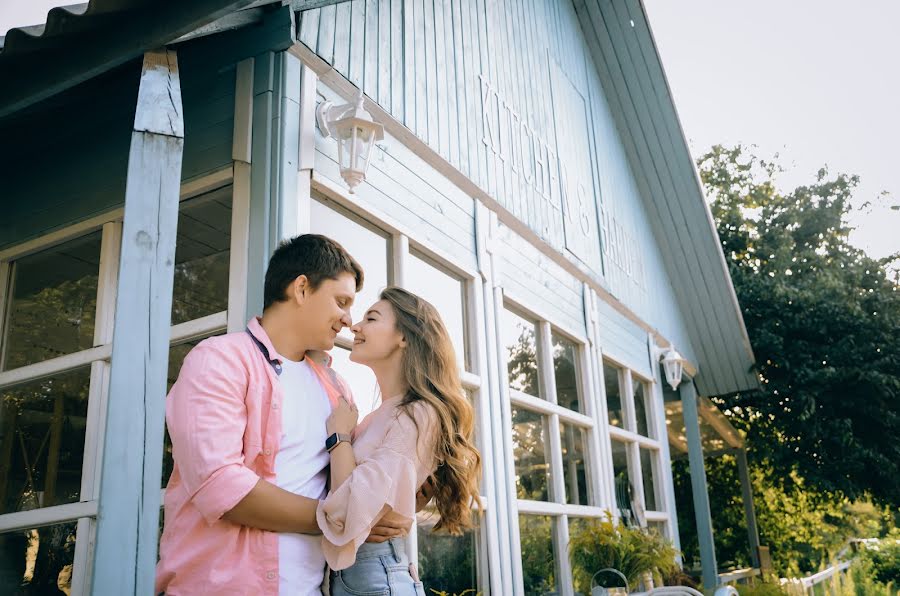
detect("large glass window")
[417,512,482,596]
[0,367,91,514]
[552,333,581,412]
[0,519,77,594]
[512,407,549,501]
[518,515,556,596]
[560,421,589,506]
[171,186,232,325]
[604,362,623,428]
[405,251,467,369]
[501,310,540,397]
[1,233,102,371]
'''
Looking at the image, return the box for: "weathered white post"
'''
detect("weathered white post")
[91,48,184,595]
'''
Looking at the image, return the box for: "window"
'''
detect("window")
[405,251,467,369]
[603,361,668,528]
[417,512,484,596]
[502,303,601,593]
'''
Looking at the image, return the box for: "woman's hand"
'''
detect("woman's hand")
[326,395,358,435]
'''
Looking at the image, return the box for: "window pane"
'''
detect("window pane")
[518,515,556,596]
[0,367,90,514]
[172,186,232,325]
[511,407,549,501]
[417,511,481,595]
[603,362,623,428]
[3,232,101,371]
[640,447,659,512]
[501,309,540,397]
[648,520,667,538]
[328,346,379,418]
[551,333,581,412]
[634,381,651,437]
[405,252,467,369]
[0,520,77,594]
[611,440,634,524]
[560,422,589,506]
[310,198,390,341]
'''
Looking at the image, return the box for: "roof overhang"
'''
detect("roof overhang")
[574,0,759,396]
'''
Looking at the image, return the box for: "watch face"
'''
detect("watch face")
[325,433,338,450]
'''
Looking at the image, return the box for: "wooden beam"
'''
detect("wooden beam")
[0,0,258,120]
[90,48,184,595]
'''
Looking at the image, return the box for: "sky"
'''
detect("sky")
[643,0,899,261]
[3,1,898,259]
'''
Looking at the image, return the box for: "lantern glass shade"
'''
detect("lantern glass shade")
[333,117,381,192]
[661,349,685,390]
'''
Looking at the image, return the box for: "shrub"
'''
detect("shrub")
[568,515,679,592]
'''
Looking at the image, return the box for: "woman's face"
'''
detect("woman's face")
[348,299,406,366]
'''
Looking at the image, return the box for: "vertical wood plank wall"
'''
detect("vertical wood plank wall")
[299,0,698,367]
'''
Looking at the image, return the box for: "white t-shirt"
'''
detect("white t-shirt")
[275,357,332,595]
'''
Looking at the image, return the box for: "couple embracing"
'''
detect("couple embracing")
[155,234,482,595]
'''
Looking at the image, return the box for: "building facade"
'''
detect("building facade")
[0,1,758,594]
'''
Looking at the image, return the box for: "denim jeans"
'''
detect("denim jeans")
[329,538,426,596]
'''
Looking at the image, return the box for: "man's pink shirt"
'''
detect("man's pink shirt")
[155,318,351,596]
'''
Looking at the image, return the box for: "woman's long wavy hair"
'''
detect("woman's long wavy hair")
[380,286,482,534]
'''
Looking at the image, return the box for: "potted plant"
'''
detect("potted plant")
[568,514,680,593]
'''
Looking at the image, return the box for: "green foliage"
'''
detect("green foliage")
[858,532,900,585]
[519,516,556,595]
[842,555,897,596]
[567,515,679,592]
[736,582,790,596]
[674,454,894,575]
[697,144,900,505]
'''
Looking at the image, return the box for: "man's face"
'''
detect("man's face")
[295,272,357,351]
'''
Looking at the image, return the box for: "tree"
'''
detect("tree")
[697,144,900,506]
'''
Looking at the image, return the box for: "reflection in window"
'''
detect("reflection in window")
[634,381,651,437]
[560,422,589,506]
[551,333,580,412]
[417,511,481,596]
[328,346,380,418]
[611,440,634,525]
[0,520,76,594]
[640,447,658,512]
[604,362,623,427]
[511,407,549,501]
[172,186,232,325]
[2,232,101,371]
[647,520,667,538]
[405,252,467,369]
[310,198,389,338]
[518,515,556,596]
[501,309,540,397]
[0,367,90,514]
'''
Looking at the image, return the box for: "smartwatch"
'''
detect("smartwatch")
[325,433,352,452]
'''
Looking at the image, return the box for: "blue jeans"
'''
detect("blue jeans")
[330,538,426,596]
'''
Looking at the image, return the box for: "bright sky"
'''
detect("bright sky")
[644,0,899,260]
[3,1,898,259]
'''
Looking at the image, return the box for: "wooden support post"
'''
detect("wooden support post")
[736,447,761,568]
[91,48,184,595]
[680,379,719,590]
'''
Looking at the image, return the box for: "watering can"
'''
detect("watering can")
[590,568,629,596]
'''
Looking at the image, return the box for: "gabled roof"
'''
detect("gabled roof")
[574,0,758,397]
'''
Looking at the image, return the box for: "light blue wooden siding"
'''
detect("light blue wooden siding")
[300,0,699,361]
[0,61,235,251]
[314,86,477,269]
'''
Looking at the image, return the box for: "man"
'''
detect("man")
[156,234,407,595]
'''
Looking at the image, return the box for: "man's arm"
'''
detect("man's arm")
[222,479,320,533]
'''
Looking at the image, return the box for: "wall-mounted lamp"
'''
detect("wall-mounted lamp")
[316,91,384,193]
[652,344,687,391]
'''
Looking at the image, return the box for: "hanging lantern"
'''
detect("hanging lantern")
[661,348,686,391]
[316,90,384,193]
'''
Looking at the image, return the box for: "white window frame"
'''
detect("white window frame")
[500,292,606,596]
[0,166,243,595]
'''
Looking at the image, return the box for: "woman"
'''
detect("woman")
[317,286,482,595]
